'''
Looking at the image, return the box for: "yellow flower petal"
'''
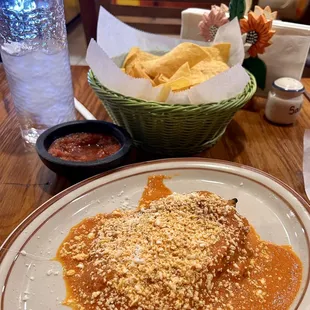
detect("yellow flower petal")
[253,5,264,17]
[265,6,272,13]
[271,11,278,20]
[252,5,277,20]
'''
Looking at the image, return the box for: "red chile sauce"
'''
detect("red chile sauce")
[48,132,121,162]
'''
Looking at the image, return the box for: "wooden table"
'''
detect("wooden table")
[1,65,310,245]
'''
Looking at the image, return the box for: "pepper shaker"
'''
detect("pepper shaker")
[265,77,305,125]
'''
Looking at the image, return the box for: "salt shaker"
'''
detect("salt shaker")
[265,77,305,125]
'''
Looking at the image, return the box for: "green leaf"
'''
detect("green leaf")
[243,57,267,90]
[229,0,246,20]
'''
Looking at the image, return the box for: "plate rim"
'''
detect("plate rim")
[1,158,310,309]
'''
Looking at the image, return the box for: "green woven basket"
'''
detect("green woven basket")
[88,70,256,156]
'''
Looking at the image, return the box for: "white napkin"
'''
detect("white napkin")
[257,35,310,96]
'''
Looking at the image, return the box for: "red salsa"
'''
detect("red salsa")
[48,132,121,162]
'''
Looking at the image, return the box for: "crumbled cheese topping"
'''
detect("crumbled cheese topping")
[59,192,251,309]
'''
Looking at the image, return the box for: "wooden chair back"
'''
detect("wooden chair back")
[79,0,228,44]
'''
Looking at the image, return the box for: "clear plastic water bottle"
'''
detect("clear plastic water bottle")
[0,0,76,145]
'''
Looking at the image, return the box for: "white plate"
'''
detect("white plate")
[1,159,310,310]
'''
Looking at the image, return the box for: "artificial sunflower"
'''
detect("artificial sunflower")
[240,12,275,57]
[198,5,229,42]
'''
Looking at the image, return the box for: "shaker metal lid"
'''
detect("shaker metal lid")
[273,77,305,93]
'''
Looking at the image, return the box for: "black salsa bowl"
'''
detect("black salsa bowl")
[36,120,132,180]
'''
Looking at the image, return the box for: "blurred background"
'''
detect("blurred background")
[64,0,309,75]
[64,0,80,23]
[1,1,308,73]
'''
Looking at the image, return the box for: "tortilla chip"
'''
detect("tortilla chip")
[169,62,191,82]
[123,47,140,68]
[123,47,159,74]
[128,63,155,86]
[189,67,207,86]
[202,43,231,63]
[202,47,221,61]
[122,43,231,91]
[154,73,169,86]
[191,60,229,84]
[166,77,192,92]
[213,43,231,63]
[193,60,229,76]
[142,43,209,78]
[156,83,171,102]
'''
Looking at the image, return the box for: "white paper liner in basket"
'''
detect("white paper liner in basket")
[86,7,250,105]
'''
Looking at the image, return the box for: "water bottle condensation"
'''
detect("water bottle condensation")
[0,0,76,144]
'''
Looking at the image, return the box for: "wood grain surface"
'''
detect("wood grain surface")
[0,65,310,245]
